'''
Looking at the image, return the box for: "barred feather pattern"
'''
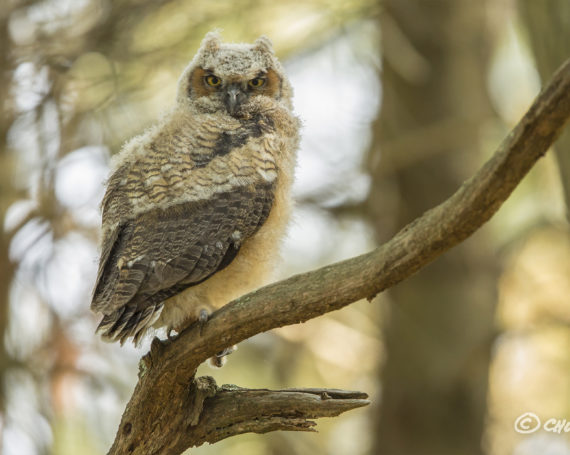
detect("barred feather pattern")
[93,183,275,344]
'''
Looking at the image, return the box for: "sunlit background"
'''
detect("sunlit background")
[1,0,569,454]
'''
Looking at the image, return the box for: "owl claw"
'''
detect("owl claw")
[208,345,238,368]
[198,309,210,336]
[216,345,237,358]
[166,328,179,341]
[198,309,209,324]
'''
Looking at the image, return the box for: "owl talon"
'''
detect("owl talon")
[198,309,210,336]
[208,345,237,368]
[216,345,237,358]
[167,328,179,341]
[198,309,209,324]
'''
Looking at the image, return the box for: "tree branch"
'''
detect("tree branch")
[180,380,369,451]
[107,58,570,455]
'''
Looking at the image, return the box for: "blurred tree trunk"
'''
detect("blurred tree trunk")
[518,0,570,216]
[367,1,498,454]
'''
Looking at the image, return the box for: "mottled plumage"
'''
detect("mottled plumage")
[91,33,299,347]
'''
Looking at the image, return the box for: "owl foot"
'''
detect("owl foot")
[217,345,237,358]
[199,309,209,324]
[208,345,238,368]
[198,308,210,336]
[166,328,179,341]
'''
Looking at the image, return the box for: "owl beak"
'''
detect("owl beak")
[224,84,247,116]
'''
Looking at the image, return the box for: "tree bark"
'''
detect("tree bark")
[107,58,570,455]
[518,0,570,214]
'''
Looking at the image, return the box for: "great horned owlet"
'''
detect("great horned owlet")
[90,33,300,350]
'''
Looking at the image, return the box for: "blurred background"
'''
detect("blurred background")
[1,0,569,454]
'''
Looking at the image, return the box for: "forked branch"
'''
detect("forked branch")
[183,380,369,449]
[108,58,570,455]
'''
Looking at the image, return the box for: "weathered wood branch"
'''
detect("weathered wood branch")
[108,58,570,455]
[179,381,369,451]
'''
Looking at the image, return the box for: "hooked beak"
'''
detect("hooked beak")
[224,84,247,116]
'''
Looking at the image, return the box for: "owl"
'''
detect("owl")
[90,32,300,360]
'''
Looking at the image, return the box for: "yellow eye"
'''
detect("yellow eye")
[205,75,221,87]
[248,77,266,88]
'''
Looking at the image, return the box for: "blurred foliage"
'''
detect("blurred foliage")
[0,0,569,454]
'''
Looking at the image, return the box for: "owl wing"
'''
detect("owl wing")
[91,181,275,343]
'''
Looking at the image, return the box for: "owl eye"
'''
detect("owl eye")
[248,77,266,88]
[205,75,221,87]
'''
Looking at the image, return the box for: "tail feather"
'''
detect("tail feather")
[96,303,164,346]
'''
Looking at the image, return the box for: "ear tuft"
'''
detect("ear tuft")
[201,31,222,53]
[254,35,273,53]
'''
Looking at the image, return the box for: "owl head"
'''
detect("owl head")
[177,32,293,116]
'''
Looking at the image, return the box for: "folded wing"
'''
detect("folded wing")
[91,181,275,343]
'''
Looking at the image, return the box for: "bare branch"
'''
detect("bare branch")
[107,58,570,455]
[180,380,369,450]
